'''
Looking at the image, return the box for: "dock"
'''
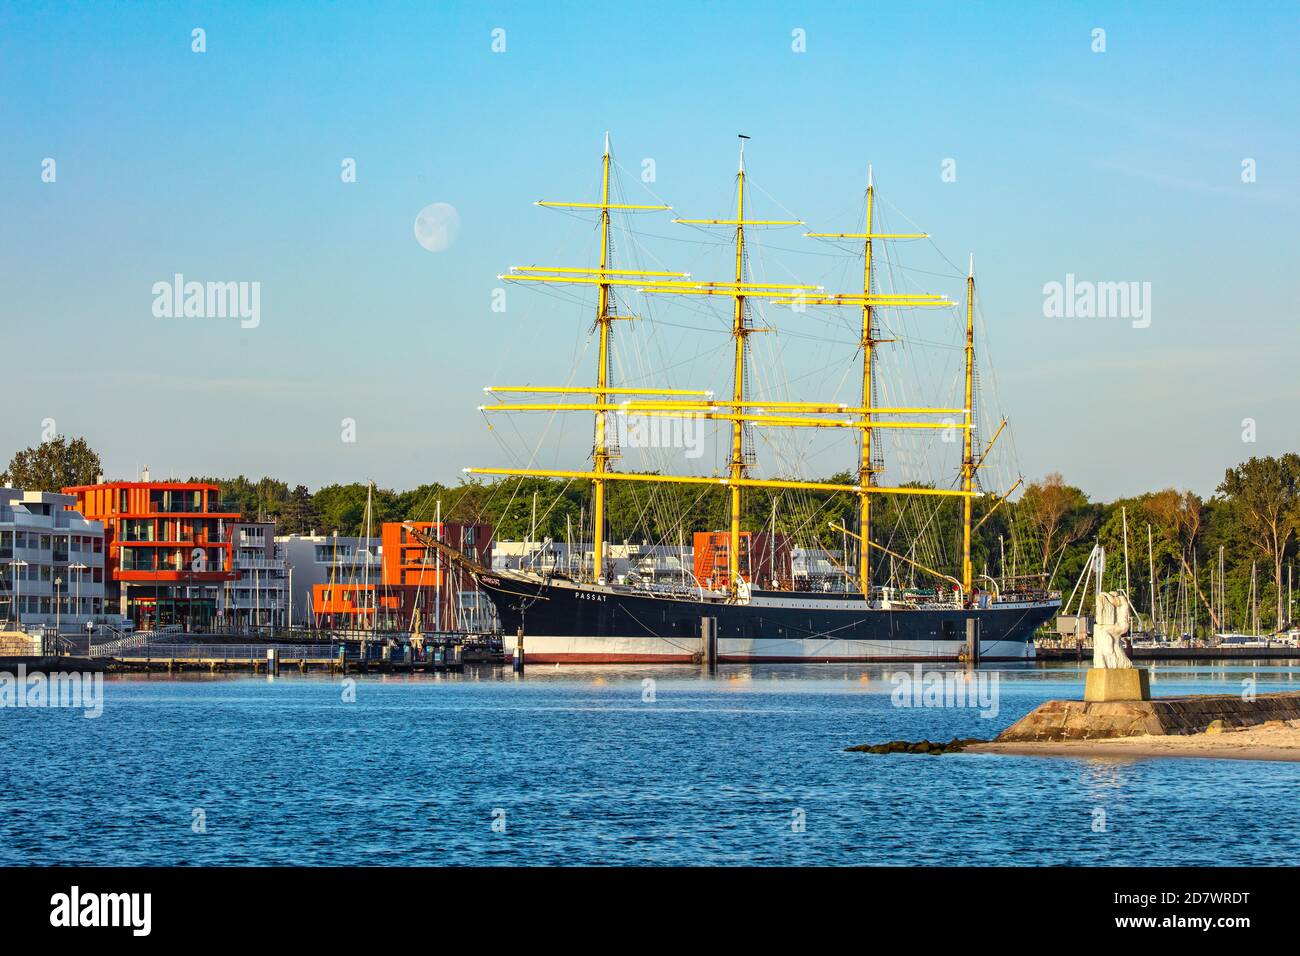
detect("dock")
[106,643,469,674]
[1035,644,1300,662]
[0,625,503,675]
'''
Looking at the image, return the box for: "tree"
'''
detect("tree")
[277,485,319,535]
[1217,455,1300,631]
[1017,473,1095,586]
[1146,488,1220,632]
[1,436,103,491]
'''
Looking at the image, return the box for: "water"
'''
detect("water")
[3,663,1299,866]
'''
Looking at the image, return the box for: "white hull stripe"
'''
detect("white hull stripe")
[504,634,1034,661]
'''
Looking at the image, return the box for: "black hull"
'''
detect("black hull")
[477,573,1059,662]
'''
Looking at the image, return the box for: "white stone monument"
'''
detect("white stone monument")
[1085,590,1150,701]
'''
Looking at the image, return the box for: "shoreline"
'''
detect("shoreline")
[969,721,1300,762]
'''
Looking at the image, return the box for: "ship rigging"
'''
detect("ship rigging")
[452,134,1058,662]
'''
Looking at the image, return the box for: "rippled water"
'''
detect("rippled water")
[3,663,1299,865]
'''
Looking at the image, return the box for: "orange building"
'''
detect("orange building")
[63,480,240,629]
[311,520,491,630]
[693,531,792,591]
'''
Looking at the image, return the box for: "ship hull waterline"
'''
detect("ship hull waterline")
[478,572,1058,664]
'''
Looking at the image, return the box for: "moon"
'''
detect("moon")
[413,202,460,252]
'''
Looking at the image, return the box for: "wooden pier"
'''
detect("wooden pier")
[105,642,472,674]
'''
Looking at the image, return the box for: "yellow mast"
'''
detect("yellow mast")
[961,255,976,599]
[592,132,612,583]
[487,134,676,584]
[727,136,750,591]
[858,169,875,593]
[804,170,929,594]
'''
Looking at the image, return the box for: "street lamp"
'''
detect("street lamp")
[11,559,28,626]
[55,576,63,632]
[70,563,88,629]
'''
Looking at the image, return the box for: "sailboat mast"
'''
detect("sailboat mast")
[592,132,613,584]
[1122,504,1131,596]
[1148,523,1156,636]
[727,136,750,591]
[857,169,876,593]
[363,481,373,632]
[961,256,975,599]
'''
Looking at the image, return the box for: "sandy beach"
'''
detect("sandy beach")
[969,719,1300,762]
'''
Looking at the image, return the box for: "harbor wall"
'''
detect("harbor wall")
[996,692,1300,741]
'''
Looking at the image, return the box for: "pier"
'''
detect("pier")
[106,642,471,674]
[0,624,502,674]
[1035,643,1300,662]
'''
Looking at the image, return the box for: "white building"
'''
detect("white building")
[1,488,107,631]
[220,520,289,628]
[276,532,380,627]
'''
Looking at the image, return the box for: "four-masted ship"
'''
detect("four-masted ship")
[463,135,1058,662]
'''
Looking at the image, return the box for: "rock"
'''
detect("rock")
[845,737,986,755]
[995,693,1300,743]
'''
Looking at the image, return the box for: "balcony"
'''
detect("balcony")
[235,558,286,572]
[147,498,239,515]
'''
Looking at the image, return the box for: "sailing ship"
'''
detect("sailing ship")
[432,135,1059,662]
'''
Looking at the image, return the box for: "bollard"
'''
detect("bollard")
[513,627,525,672]
[700,616,718,671]
[965,617,980,668]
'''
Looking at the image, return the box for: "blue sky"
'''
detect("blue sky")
[1,0,1296,502]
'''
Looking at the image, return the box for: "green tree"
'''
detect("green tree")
[2,436,103,491]
[277,485,319,535]
[1146,488,1219,631]
[1016,472,1096,586]
[1217,454,1300,631]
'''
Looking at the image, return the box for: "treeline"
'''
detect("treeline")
[193,455,1300,637]
[4,437,1297,636]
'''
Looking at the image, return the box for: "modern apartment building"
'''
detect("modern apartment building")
[378,520,492,631]
[279,521,495,632]
[0,488,107,631]
[221,520,289,628]
[63,478,240,629]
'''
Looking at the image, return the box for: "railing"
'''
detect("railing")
[90,631,153,657]
[114,643,341,661]
[233,559,286,572]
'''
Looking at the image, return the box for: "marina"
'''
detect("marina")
[0,1,1295,928]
